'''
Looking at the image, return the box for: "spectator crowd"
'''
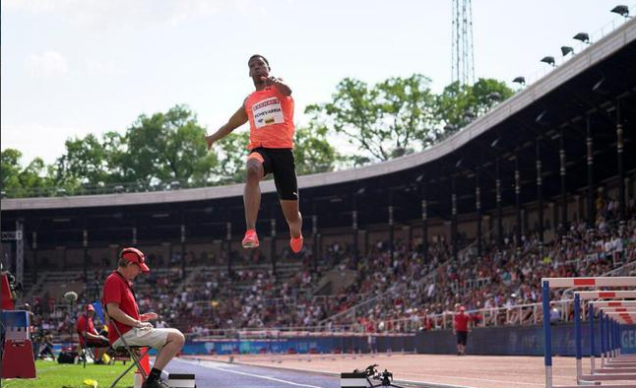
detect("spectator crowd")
[23,195,636,341]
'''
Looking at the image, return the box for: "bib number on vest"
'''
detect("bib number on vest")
[252,97,284,129]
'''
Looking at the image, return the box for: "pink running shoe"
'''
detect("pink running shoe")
[290,235,304,253]
[242,229,259,249]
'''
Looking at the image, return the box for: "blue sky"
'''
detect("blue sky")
[2,0,632,165]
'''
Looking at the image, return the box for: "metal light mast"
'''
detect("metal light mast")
[451,0,475,86]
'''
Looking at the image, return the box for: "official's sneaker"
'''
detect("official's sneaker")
[142,379,170,388]
[290,235,304,253]
[242,229,259,249]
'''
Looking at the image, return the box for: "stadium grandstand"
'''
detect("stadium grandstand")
[2,10,636,388]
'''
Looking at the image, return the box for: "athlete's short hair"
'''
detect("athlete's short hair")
[248,54,270,67]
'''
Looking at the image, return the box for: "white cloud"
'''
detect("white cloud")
[3,0,59,13]
[0,122,87,164]
[25,51,69,77]
[85,59,128,77]
[3,0,268,29]
[170,0,222,26]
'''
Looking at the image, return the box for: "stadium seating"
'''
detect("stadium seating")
[22,196,635,343]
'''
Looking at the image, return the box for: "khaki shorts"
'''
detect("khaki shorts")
[113,327,181,351]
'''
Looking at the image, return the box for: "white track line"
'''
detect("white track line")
[181,359,325,388]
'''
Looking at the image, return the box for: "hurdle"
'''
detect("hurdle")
[575,291,636,300]
[601,312,636,366]
[593,306,636,366]
[593,301,636,308]
[542,277,636,388]
[579,307,636,382]
[582,298,636,382]
[579,289,636,372]
[577,288,636,373]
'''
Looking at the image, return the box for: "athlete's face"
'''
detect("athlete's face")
[248,57,270,81]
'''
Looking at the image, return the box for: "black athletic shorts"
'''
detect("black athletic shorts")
[248,147,298,200]
[456,331,468,346]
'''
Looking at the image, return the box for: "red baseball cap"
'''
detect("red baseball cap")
[86,304,95,312]
[120,247,150,273]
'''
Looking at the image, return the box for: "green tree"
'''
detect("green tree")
[307,75,438,162]
[124,110,171,187]
[1,149,54,197]
[57,134,109,185]
[435,78,514,136]
[19,157,52,193]
[48,154,82,195]
[124,105,217,188]
[53,131,129,194]
[160,109,217,186]
[294,118,339,175]
[376,75,439,151]
[1,148,23,192]
[213,131,249,184]
[50,105,217,191]
[102,131,128,183]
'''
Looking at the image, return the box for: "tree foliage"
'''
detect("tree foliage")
[56,134,109,186]
[435,78,514,136]
[213,131,249,184]
[1,148,23,191]
[307,75,438,161]
[122,105,216,188]
[308,76,513,163]
[1,149,53,197]
[294,114,340,175]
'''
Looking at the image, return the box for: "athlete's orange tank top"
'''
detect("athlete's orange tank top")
[245,86,295,150]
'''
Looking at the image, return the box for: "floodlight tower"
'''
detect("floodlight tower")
[451,0,475,86]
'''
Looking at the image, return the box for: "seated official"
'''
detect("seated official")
[102,247,185,388]
[77,304,109,363]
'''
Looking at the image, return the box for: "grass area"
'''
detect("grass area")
[2,360,135,388]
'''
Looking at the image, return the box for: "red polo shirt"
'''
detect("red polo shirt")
[454,312,470,332]
[76,314,97,346]
[102,271,140,344]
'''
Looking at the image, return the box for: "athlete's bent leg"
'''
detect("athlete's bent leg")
[280,200,302,238]
[244,158,264,231]
[280,200,303,253]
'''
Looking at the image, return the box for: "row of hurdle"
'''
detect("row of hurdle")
[542,276,636,388]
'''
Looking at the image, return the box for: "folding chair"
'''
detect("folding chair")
[106,315,150,388]
[79,339,111,367]
[108,346,132,365]
[77,340,96,367]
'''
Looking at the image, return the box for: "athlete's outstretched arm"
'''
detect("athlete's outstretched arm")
[205,104,248,150]
[262,76,292,96]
